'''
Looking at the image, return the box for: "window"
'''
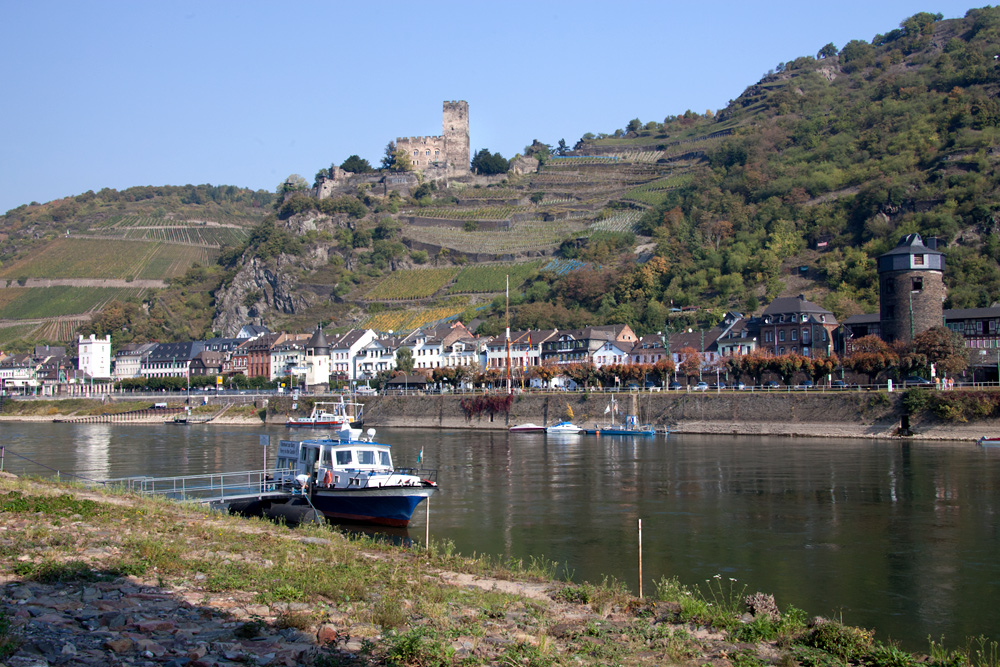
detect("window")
[779,331,785,342]
[425,150,430,155]
[379,452,391,466]
[358,450,375,465]
[765,331,773,343]
[914,254,924,266]
[791,330,797,341]
[779,347,785,354]
[912,277,923,292]
[413,150,419,156]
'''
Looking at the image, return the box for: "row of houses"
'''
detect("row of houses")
[2,293,998,395]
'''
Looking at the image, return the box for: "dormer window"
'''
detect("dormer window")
[779,315,785,323]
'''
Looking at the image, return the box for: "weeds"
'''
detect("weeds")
[929,636,971,667]
[0,609,20,660]
[384,627,454,667]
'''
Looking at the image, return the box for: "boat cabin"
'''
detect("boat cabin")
[275,428,415,490]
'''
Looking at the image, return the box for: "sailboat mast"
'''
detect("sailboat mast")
[505,275,512,394]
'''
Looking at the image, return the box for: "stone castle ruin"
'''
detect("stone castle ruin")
[315,101,470,200]
[395,101,470,178]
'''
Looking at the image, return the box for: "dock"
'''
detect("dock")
[103,469,284,505]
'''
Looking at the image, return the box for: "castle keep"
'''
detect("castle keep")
[396,101,470,177]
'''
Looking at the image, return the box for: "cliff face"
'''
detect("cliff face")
[212,212,344,336]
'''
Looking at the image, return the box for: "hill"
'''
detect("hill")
[0,185,272,348]
[6,8,1000,346]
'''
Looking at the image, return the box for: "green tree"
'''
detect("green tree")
[817,43,838,59]
[394,347,415,375]
[340,155,373,173]
[380,142,397,170]
[470,149,509,175]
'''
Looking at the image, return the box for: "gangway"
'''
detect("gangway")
[103,469,285,505]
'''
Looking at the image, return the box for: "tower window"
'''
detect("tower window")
[912,277,923,292]
[914,254,924,266]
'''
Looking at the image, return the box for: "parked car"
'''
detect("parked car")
[903,376,932,386]
[644,381,659,389]
[710,383,726,390]
[831,380,848,389]
[736,382,746,390]
[669,382,683,390]
[693,382,709,391]
[794,380,814,390]
[764,381,781,389]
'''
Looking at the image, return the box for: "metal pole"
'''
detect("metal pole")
[638,519,643,599]
[1,445,4,472]
[425,497,430,550]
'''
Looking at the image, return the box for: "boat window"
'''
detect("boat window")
[379,452,391,467]
[358,450,375,465]
[336,450,352,465]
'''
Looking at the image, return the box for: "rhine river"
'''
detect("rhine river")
[2,422,998,652]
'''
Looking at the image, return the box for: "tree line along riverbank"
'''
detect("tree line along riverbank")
[0,471,992,667]
[2,390,998,441]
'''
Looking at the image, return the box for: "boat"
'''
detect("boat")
[509,423,546,432]
[978,436,1000,447]
[268,425,437,527]
[546,421,583,434]
[585,397,656,436]
[286,397,363,428]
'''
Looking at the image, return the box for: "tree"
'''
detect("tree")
[626,118,642,134]
[529,362,560,389]
[380,142,397,170]
[912,326,968,377]
[470,149,509,175]
[653,357,675,385]
[390,149,412,172]
[556,139,569,156]
[395,347,414,375]
[564,362,598,390]
[809,354,839,385]
[678,347,702,382]
[844,335,898,384]
[817,43,838,59]
[340,155,373,173]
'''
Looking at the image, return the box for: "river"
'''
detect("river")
[2,422,998,652]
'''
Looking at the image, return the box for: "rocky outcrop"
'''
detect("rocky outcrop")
[212,213,346,336]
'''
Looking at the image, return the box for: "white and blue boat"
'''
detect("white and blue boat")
[546,421,583,434]
[585,397,656,436]
[271,426,437,527]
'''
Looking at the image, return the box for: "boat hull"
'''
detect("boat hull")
[310,486,437,527]
[586,427,656,436]
[509,423,545,432]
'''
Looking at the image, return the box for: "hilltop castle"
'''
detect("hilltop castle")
[396,101,470,178]
[315,101,470,200]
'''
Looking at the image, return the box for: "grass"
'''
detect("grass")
[0,475,974,667]
[0,286,147,319]
[364,267,460,300]
[446,261,544,294]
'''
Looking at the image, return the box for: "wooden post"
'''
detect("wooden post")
[638,519,643,599]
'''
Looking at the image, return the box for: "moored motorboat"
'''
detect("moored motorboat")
[286,397,363,429]
[546,421,583,434]
[586,397,656,435]
[509,423,546,432]
[267,425,437,527]
[978,436,1000,447]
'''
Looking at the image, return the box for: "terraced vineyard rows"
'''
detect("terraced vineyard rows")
[446,261,544,294]
[404,219,588,255]
[0,286,147,319]
[0,239,213,281]
[87,215,249,246]
[359,306,466,332]
[591,210,643,233]
[29,318,90,342]
[364,268,461,300]
[403,205,532,221]
[0,322,40,346]
[452,188,524,200]
[541,258,595,276]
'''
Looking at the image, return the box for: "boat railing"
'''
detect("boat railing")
[103,469,277,503]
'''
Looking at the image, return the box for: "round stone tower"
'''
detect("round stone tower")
[877,233,945,343]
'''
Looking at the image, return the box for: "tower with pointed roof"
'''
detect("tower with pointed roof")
[304,324,332,390]
[877,234,945,343]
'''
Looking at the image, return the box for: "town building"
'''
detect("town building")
[78,334,112,379]
[758,296,837,358]
[877,233,945,343]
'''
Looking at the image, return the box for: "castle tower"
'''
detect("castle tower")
[877,233,945,343]
[442,100,469,176]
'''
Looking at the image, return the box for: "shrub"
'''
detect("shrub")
[804,621,874,662]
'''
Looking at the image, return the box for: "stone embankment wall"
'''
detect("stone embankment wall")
[353,392,998,442]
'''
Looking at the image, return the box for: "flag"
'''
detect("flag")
[604,404,611,414]
[417,447,423,464]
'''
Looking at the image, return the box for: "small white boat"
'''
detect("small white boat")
[546,421,583,434]
[286,397,363,428]
[978,436,1000,447]
[509,423,546,432]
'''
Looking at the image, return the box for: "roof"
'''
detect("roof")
[880,233,943,257]
[762,295,838,325]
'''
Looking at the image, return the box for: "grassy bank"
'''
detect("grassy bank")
[0,474,994,666]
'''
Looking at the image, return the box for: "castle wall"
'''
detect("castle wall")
[395,135,447,170]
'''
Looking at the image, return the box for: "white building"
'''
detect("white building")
[329,329,378,380]
[78,334,112,379]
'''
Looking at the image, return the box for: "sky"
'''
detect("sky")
[0,0,984,215]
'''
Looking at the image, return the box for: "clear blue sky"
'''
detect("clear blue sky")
[0,1,982,215]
